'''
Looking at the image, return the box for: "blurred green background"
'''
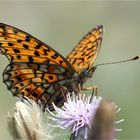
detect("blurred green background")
[0,1,140,139]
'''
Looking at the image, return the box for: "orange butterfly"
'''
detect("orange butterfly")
[0,23,103,110]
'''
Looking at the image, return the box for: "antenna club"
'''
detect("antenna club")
[132,56,140,60]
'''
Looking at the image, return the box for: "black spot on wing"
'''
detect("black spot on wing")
[20,83,24,86]
[8,43,14,46]
[35,44,42,49]
[34,51,40,56]
[16,76,22,81]
[51,53,58,59]
[32,92,38,98]
[25,88,30,92]
[48,75,53,80]
[59,60,63,64]
[13,49,20,53]
[17,55,21,59]
[43,48,51,55]
[17,39,22,43]
[23,44,29,49]
[25,38,30,42]
[28,56,34,63]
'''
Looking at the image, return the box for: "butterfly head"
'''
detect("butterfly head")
[79,66,97,85]
[88,66,97,77]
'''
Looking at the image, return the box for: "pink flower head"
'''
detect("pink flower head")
[48,92,102,139]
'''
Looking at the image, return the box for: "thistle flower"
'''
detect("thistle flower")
[7,98,53,140]
[48,93,123,140]
[48,93,102,139]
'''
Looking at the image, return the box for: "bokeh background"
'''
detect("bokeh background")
[0,1,140,139]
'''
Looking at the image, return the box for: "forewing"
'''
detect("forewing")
[67,25,103,74]
[0,23,76,109]
[0,23,75,73]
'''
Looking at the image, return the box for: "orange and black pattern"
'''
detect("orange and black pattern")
[0,23,76,109]
[67,25,103,74]
[0,23,103,110]
[0,23,74,71]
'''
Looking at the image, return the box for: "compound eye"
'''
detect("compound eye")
[82,69,89,76]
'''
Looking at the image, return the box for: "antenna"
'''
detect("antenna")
[93,55,139,68]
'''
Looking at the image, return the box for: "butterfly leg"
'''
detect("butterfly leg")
[78,84,82,92]
[82,85,98,96]
[59,85,69,101]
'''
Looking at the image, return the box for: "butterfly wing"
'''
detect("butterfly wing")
[3,62,72,109]
[67,25,103,74]
[0,23,76,108]
[0,23,74,72]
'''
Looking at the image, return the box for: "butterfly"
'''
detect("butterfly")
[0,23,103,110]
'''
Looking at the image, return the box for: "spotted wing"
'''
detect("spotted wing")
[67,25,103,74]
[0,23,74,73]
[3,62,72,109]
[0,23,76,108]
